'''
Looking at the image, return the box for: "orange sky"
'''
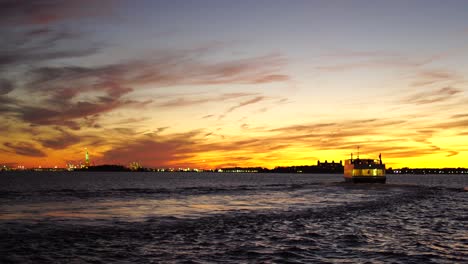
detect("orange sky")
[1,1,468,169]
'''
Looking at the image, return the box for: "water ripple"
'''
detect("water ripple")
[0,173,467,263]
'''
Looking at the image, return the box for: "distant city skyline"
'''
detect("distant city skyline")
[1,0,468,169]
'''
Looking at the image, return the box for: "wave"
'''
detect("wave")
[1,185,466,263]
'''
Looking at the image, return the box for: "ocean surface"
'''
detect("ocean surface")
[0,172,467,263]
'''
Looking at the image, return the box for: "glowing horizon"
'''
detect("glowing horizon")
[1,0,468,169]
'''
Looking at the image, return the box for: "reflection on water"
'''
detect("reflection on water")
[0,172,467,263]
[0,183,404,222]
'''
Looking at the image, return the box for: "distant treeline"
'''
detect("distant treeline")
[76,165,131,172]
[387,168,468,174]
[219,165,344,174]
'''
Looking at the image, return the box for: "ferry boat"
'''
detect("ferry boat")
[344,153,386,183]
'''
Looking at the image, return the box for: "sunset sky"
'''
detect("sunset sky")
[1,0,468,169]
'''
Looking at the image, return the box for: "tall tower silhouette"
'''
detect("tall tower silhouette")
[85,148,90,167]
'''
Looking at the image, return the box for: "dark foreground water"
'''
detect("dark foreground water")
[0,173,467,263]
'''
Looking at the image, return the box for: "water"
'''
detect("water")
[0,172,467,263]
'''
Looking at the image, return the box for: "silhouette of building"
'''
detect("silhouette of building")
[266,160,344,174]
[316,160,343,173]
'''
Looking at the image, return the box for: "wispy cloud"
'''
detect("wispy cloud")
[402,87,462,105]
[14,97,150,130]
[2,49,288,129]
[410,69,462,87]
[1,4,291,131]
[315,47,463,74]
[4,142,47,157]
[37,129,81,149]
[451,113,468,119]
[446,150,458,157]
[315,56,429,72]
[0,28,100,70]
[434,118,468,130]
[157,93,256,108]
[226,96,266,113]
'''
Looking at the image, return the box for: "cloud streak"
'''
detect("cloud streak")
[2,48,288,129]
[226,96,266,113]
[4,142,47,157]
[37,129,82,149]
[157,93,257,108]
[0,0,111,26]
[402,87,462,105]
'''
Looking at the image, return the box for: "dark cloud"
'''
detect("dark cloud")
[0,79,14,95]
[30,65,120,88]
[38,129,81,149]
[0,101,13,113]
[0,29,100,69]
[21,51,285,93]
[0,0,111,26]
[9,50,288,129]
[0,4,291,130]
[104,140,193,166]
[4,142,47,157]
[0,46,99,68]
[101,131,202,167]
[0,4,291,149]
[27,53,287,96]
[100,128,291,167]
[0,95,19,114]
[16,96,150,129]
[3,63,152,128]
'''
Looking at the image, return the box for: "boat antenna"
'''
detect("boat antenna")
[357,146,360,159]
